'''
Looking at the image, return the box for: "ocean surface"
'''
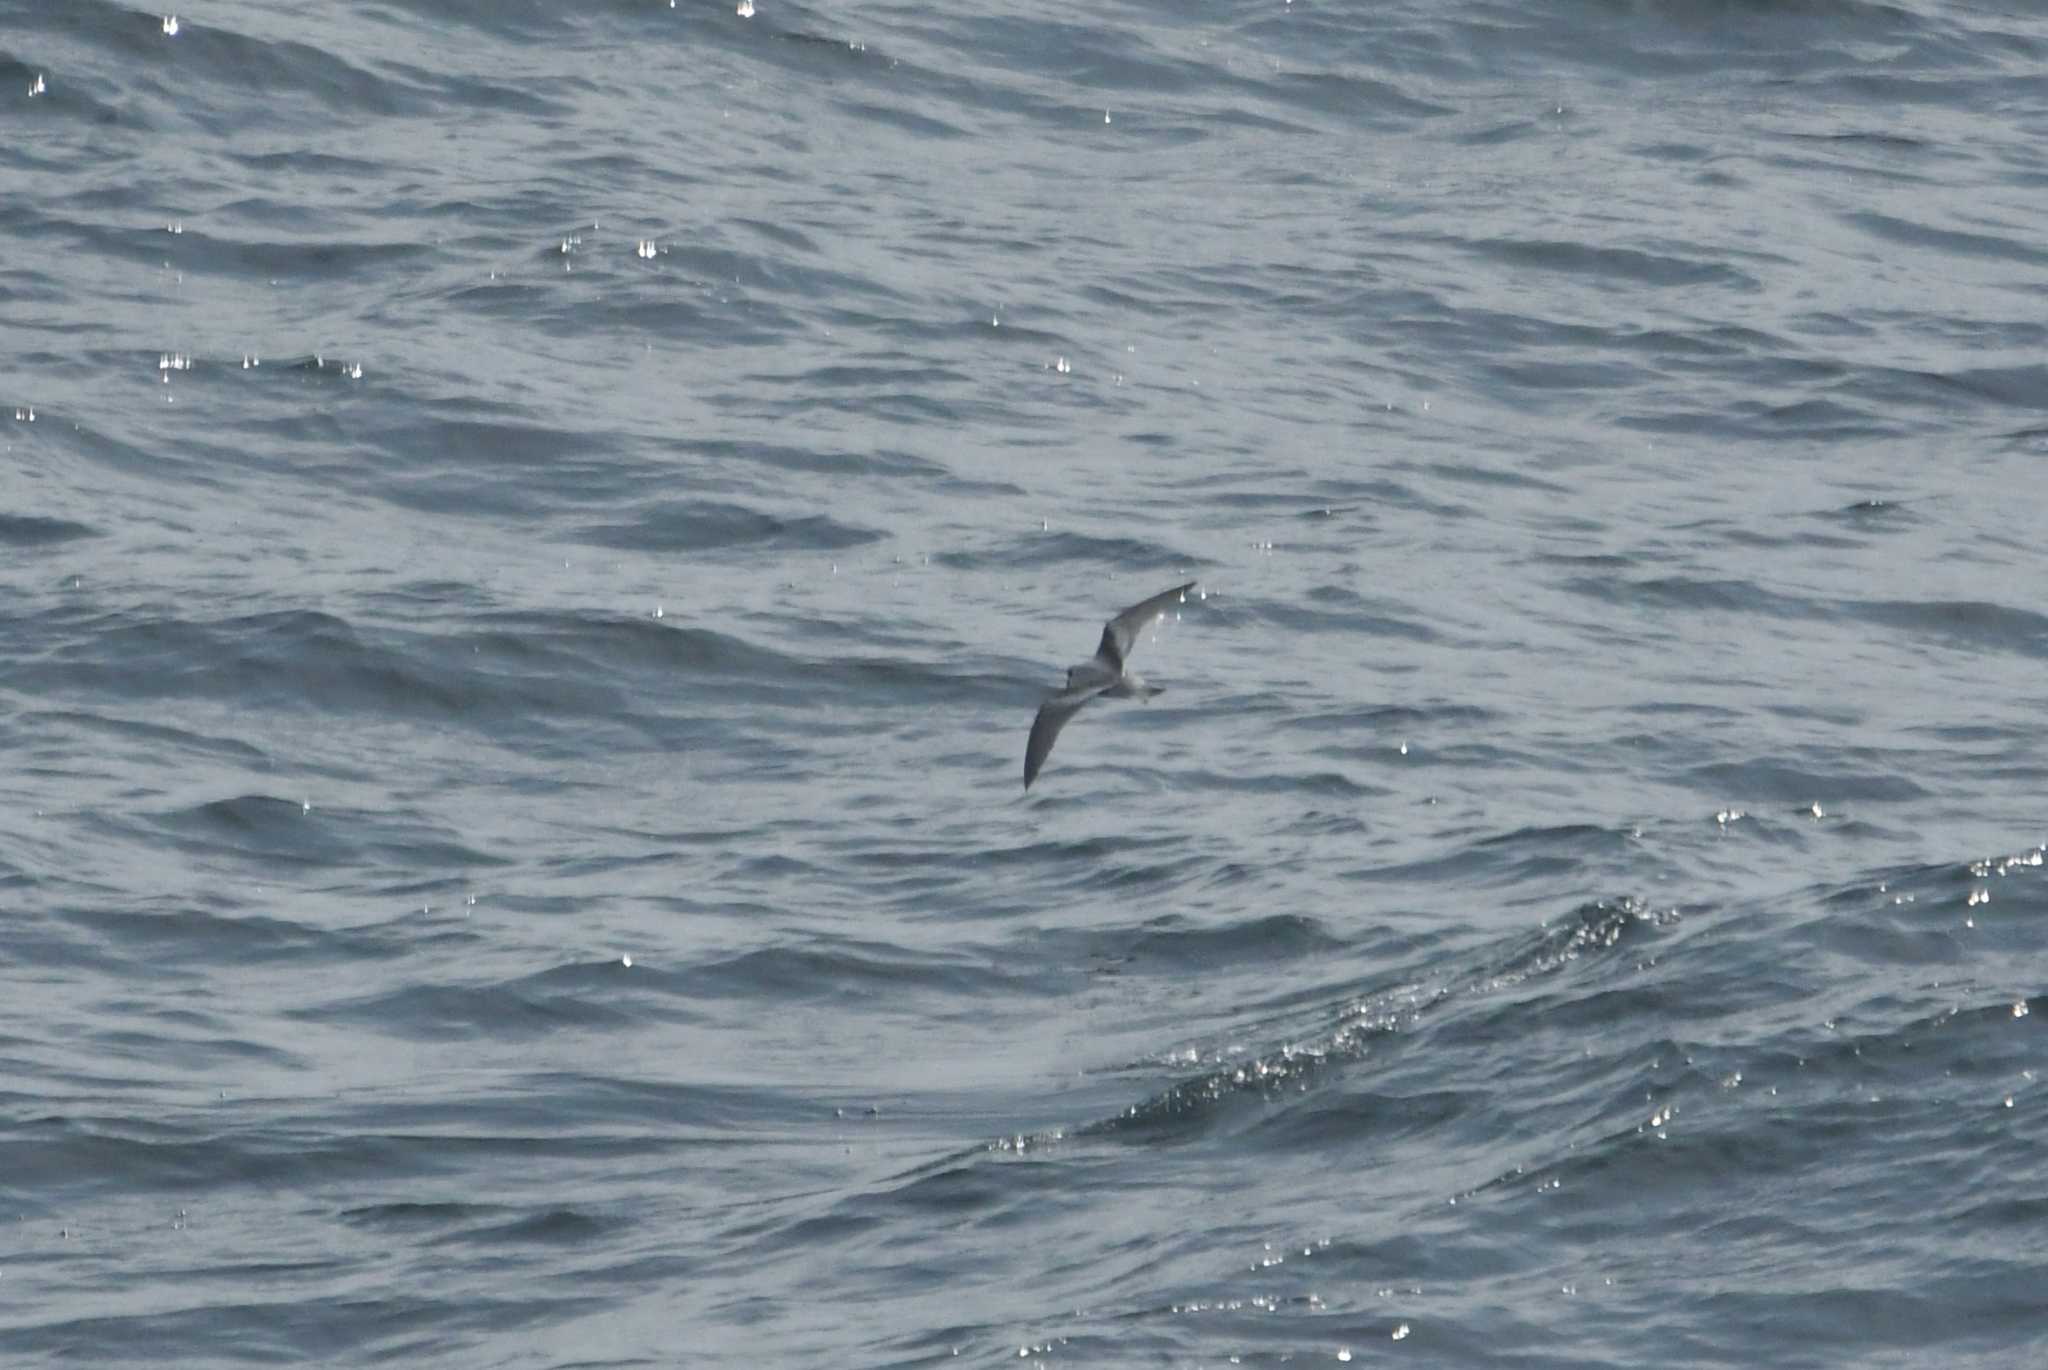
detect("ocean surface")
[4,1,2047,1364]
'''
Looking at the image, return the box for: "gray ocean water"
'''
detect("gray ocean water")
[5,1,2047,1364]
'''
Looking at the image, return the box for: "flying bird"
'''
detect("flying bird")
[1024,581,1197,789]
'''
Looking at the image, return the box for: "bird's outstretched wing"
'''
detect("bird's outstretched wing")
[1024,685,1105,789]
[1093,581,1197,672]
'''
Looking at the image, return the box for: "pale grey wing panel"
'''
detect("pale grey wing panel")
[1096,581,1197,670]
[1024,688,1100,789]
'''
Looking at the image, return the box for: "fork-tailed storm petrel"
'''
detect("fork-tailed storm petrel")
[1024,581,1197,789]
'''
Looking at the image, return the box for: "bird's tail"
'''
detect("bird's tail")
[1104,678,1163,700]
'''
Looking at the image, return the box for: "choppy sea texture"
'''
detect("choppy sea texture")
[3,0,2046,1364]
